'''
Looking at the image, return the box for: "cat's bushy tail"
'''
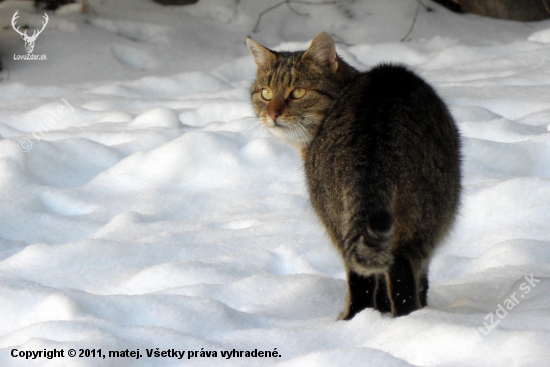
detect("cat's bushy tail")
[366,208,394,239]
[343,207,395,274]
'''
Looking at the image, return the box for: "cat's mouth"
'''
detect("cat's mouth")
[264,121,310,147]
[261,116,284,129]
[263,117,290,133]
[263,118,281,128]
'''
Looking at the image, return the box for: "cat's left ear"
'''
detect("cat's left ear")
[246,38,277,72]
[303,32,338,73]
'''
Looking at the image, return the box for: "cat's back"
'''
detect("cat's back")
[309,63,460,173]
[322,63,456,136]
[344,63,435,102]
[306,63,461,249]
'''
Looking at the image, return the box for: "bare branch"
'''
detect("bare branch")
[253,0,341,34]
[286,1,308,17]
[401,0,422,42]
[252,1,287,33]
[290,0,339,5]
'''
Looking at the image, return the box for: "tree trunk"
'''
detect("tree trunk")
[433,0,550,21]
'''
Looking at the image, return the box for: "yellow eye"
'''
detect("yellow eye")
[291,88,306,99]
[261,88,272,101]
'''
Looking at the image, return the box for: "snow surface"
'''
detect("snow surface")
[1,0,550,366]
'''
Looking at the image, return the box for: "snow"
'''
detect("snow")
[528,26,550,43]
[0,0,549,366]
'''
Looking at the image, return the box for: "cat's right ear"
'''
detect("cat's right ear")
[246,38,277,72]
[303,32,338,73]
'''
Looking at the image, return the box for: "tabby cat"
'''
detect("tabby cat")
[247,32,461,319]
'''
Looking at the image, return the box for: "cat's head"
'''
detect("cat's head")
[246,32,357,150]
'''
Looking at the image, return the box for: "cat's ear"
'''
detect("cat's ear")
[246,38,277,71]
[303,32,338,72]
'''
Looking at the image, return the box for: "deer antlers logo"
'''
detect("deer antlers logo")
[12,11,49,54]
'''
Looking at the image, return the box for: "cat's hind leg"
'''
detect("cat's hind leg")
[374,273,392,313]
[337,270,377,320]
[386,253,421,316]
[419,270,429,307]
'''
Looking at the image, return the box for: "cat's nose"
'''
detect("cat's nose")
[267,102,284,122]
[268,110,279,121]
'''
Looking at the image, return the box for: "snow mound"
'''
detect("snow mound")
[528,27,550,43]
[1,0,550,366]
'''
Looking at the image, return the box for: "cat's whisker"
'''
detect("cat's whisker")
[243,119,262,132]
[250,121,267,142]
[297,125,309,143]
[304,125,314,139]
[298,124,314,144]
[238,118,265,143]
[288,124,297,143]
[294,124,306,144]
[223,115,258,132]
[301,120,318,128]
[297,126,306,144]
[300,115,321,127]
[292,123,307,145]
[238,120,263,140]
[233,115,257,121]
[291,124,302,145]
[225,115,256,124]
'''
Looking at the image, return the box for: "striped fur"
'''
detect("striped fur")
[247,33,358,157]
[247,33,461,320]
